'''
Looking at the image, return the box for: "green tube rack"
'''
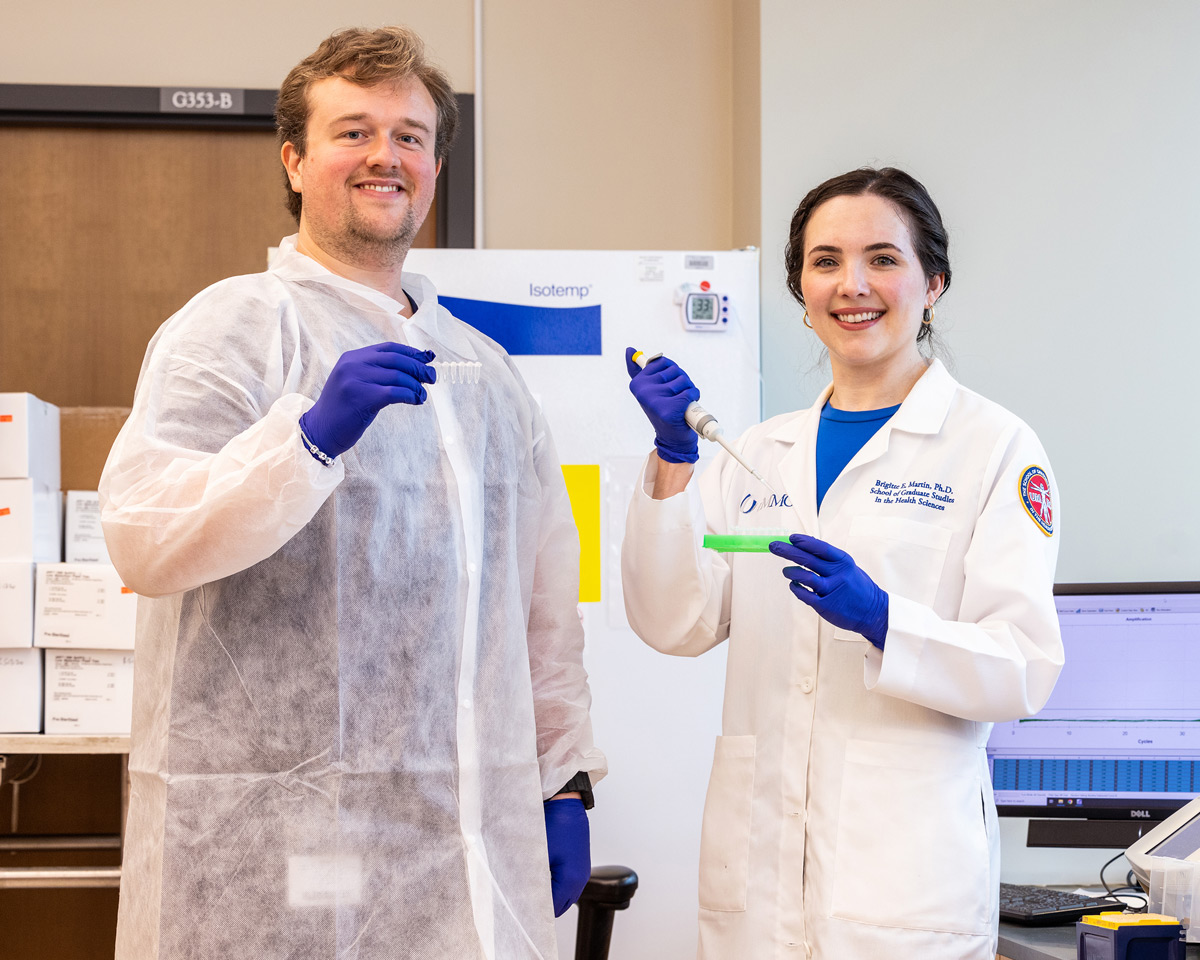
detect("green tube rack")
[702,534,790,553]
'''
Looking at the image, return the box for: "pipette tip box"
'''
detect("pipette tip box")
[1076,913,1185,960]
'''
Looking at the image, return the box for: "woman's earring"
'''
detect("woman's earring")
[803,311,813,329]
[922,306,935,326]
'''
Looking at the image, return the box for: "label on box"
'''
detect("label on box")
[0,647,44,733]
[65,491,110,563]
[35,564,136,649]
[44,649,134,734]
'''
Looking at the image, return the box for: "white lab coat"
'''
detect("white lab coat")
[622,360,1062,960]
[100,236,606,960]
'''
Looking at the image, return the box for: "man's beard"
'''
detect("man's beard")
[330,205,421,269]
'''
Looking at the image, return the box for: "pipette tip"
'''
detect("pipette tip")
[714,433,781,499]
[755,473,781,499]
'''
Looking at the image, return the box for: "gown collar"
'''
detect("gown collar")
[270,235,478,360]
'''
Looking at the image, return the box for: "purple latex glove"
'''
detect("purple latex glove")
[299,342,436,460]
[769,534,889,648]
[544,797,590,916]
[624,347,700,464]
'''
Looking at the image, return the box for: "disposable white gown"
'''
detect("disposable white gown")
[100,236,606,960]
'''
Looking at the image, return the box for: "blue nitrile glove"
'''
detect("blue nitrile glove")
[544,797,591,917]
[769,534,889,649]
[299,342,437,460]
[624,347,700,464]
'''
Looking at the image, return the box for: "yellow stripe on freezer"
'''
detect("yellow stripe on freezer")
[561,464,601,603]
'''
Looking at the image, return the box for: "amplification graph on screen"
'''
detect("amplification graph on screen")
[990,757,1200,793]
[988,590,1200,809]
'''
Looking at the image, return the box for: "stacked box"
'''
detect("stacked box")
[35,561,137,733]
[0,393,60,732]
[0,393,60,487]
[58,407,129,492]
[0,479,63,563]
[64,491,111,563]
[43,649,134,735]
[34,563,137,650]
[0,648,43,732]
[0,561,36,648]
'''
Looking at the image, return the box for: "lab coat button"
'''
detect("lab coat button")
[460,699,472,710]
[800,676,814,693]
[445,436,456,446]
[467,562,477,574]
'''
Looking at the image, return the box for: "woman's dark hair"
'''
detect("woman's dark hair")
[783,167,951,342]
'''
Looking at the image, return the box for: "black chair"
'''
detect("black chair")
[573,865,639,960]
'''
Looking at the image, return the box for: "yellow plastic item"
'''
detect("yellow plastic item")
[562,464,600,602]
[1080,912,1181,930]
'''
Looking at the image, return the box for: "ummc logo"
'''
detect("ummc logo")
[740,493,792,513]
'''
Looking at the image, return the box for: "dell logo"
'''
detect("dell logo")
[1131,810,1152,819]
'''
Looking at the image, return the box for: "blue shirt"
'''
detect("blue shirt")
[816,401,901,510]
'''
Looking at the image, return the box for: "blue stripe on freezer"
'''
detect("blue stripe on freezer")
[439,296,602,356]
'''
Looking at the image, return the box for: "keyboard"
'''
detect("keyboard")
[998,882,1123,926]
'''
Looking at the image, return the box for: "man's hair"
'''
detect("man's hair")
[275,26,460,223]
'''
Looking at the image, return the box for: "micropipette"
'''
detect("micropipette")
[631,350,780,497]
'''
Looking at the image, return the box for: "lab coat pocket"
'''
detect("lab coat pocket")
[833,516,952,643]
[697,735,756,912]
[830,739,991,935]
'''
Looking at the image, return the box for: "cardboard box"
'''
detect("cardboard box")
[59,407,130,492]
[34,563,136,650]
[0,561,36,648]
[0,478,62,562]
[43,648,134,735]
[0,647,43,733]
[0,393,60,486]
[64,491,111,564]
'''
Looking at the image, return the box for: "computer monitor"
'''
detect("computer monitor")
[987,582,1200,848]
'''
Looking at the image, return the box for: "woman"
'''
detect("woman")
[621,167,1064,959]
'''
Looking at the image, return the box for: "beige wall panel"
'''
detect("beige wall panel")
[1,0,475,92]
[482,0,733,250]
[731,0,760,249]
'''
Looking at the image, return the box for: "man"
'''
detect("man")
[100,26,605,960]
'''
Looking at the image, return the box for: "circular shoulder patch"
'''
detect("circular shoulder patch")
[1019,465,1054,537]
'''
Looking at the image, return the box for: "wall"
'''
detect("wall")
[481,0,735,250]
[730,0,761,250]
[0,1,475,90]
[1,0,742,252]
[760,0,1200,882]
